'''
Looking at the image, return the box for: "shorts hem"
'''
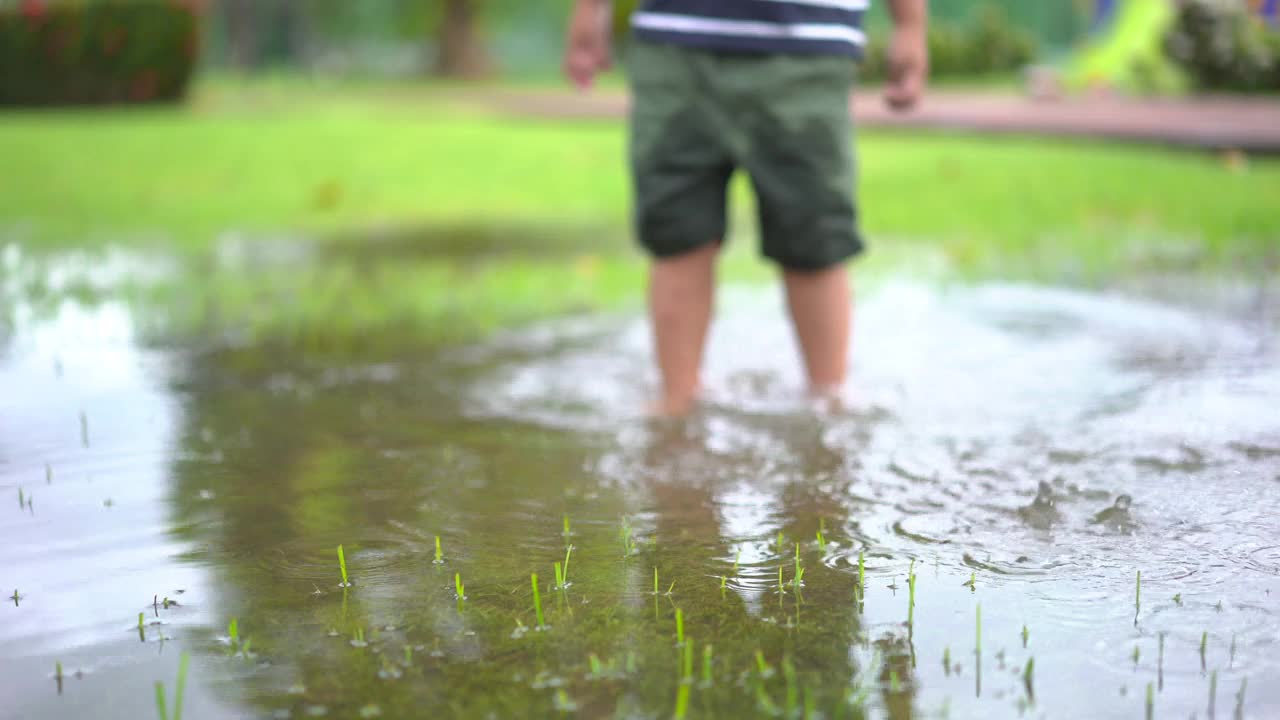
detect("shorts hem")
[763,237,865,271]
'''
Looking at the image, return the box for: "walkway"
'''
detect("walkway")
[470,88,1280,153]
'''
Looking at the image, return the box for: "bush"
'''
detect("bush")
[0,0,201,106]
[1164,0,1279,93]
[860,3,1037,82]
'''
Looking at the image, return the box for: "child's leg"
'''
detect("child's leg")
[649,243,719,415]
[782,265,852,395]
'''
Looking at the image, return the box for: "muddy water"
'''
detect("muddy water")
[2,276,1278,719]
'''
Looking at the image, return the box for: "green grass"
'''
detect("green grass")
[337,545,350,588]
[531,573,545,628]
[907,561,917,625]
[1210,669,1218,713]
[4,79,1277,267]
[154,652,189,720]
[976,604,983,656]
[3,78,1278,348]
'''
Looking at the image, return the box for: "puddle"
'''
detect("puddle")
[2,269,1278,719]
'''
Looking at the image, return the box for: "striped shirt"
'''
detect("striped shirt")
[631,0,869,57]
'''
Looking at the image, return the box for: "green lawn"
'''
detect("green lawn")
[4,80,1278,262]
[2,79,1278,347]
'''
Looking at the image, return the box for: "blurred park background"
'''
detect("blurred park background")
[1,0,1279,351]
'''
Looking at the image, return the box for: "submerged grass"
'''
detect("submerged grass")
[682,638,694,682]
[154,652,189,720]
[531,573,545,629]
[619,520,638,558]
[1135,570,1142,621]
[1159,633,1166,683]
[976,604,983,656]
[907,559,917,625]
[793,543,804,590]
[673,683,691,719]
[337,545,350,588]
[783,656,798,715]
[24,414,1266,720]
[154,681,167,720]
[173,653,188,720]
[1210,669,1218,716]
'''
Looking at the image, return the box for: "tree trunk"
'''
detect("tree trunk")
[224,0,258,69]
[436,0,490,78]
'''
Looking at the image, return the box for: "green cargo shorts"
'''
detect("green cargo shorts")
[627,39,862,270]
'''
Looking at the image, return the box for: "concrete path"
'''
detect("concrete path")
[468,88,1280,153]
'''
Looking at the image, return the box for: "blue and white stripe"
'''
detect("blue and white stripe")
[632,0,870,57]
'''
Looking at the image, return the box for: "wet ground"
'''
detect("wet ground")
[2,254,1279,719]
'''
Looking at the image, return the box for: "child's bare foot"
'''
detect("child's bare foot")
[807,384,847,415]
[647,387,702,418]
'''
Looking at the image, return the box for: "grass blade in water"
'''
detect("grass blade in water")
[337,545,350,587]
[173,653,189,720]
[155,681,168,720]
[531,573,545,628]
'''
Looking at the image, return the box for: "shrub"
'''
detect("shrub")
[1164,0,1279,93]
[612,0,1035,81]
[0,0,201,106]
[860,3,1037,82]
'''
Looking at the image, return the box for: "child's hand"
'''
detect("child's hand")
[564,1,612,91]
[884,27,927,112]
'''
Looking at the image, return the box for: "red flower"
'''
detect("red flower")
[131,70,159,102]
[21,0,47,21]
[169,0,208,15]
[103,27,127,58]
[183,31,199,60]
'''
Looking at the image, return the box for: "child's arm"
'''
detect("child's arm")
[564,0,613,91]
[884,0,928,111]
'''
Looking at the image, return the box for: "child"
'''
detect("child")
[565,0,928,416]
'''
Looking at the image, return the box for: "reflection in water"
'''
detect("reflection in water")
[1,280,1279,718]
